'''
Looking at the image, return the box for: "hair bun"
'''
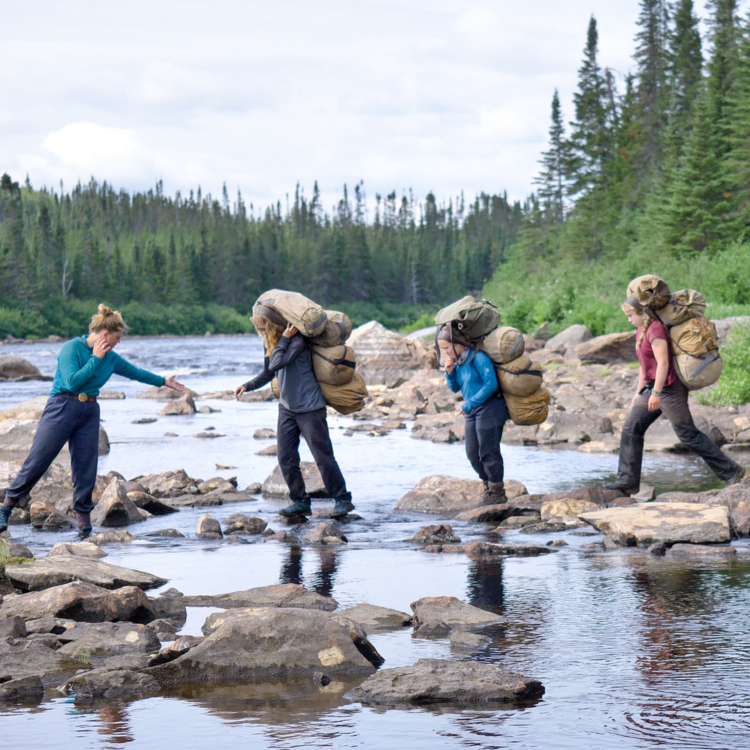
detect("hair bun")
[98,304,113,316]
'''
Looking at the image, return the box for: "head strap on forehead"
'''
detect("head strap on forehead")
[624,295,644,311]
[437,325,470,346]
[255,305,287,327]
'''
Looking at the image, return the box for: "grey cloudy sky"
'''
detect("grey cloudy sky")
[1,0,719,212]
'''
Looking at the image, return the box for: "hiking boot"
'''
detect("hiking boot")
[725,466,746,487]
[604,481,640,497]
[0,505,11,533]
[279,499,312,518]
[487,481,508,505]
[330,494,354,518]
[78,527,93,540]
[481,480,492,505]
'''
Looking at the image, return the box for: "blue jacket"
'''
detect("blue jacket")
[445,349,499,414]
[50,336,166,397]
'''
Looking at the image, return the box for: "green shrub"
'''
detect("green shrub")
[699,323,750,406]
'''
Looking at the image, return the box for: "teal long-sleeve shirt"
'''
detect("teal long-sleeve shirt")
[50,336,166,397]
[445,348,499,413]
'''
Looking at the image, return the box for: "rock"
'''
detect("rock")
[159,394,197,416]
[449,631,491,652]
[198,406,220,414]
[222,514,267,535]
[57,622,161,660]
[0,396,50,420]
[3,557,167,592]
[127,491,178,516]
[150,635,205,665]
[394,475,527,514]
[196,514,223,539]
[195,431,226,438]
[256,444,278,456]
[346,658,544,706]
[132,417,157,424]
[149,608,380,686]
[29,499,74,530]
[197,477,237,493]
[98,391,125,400]
[0,582,155,623]
[216,463,237,470]
[148,589,187,625]
[410,596,502,636]
[88,530,135,546]
[138,469,199,498]
[143,528,185,538]
[0,615,27,640]
[261,462,326,497]
[407,524,461,544]
[545,324,593,352]
[0,355,49,382]
[632,483,657,502]
[704,484,750,536]
[454,495,542,523]
[347,321,437,386]
[0,675,44,702]
[462,541,554,558]
[666,543,736,558]
[541,499,600,523]
[238,388,277,402]
[2,540,33,559]
[579,503,731,546]
[184,583,336,611]
[648,541,667,556]
[64,668,160,703]
[48,542,107,559]
[573,331,637,364]
[137,386,197,400]
[254,428,276,440]
[336,604,412,631]
[92,479,147,527]
[303,522,348,545]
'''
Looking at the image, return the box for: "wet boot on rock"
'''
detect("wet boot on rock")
[76,511,92,540]
[279,497,312,518]
[330,492,354,519]
[487,481,507,505]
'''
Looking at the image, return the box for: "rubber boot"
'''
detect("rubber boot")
[330,492,354,519]
[76,511,92,540]
[0,504,11,533]
[487,481,508,505]
[279,497,312,518]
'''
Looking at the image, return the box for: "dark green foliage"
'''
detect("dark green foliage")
[698,323,750,405]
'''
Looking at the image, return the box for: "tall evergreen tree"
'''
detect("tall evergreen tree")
[668,0,703,144]
[706,0,740,144]
[534,90,571,223]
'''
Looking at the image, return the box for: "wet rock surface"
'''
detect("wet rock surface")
[64,668,160,703]
[336,603,413,631]
[182,583,337,611]
[395,475,527,514]
[410,596,502,636]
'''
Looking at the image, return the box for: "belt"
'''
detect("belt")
[57,392,97,403]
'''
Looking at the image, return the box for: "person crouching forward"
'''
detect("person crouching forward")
[605,297,745,495]
[438,324,510,505]
[0,305,187,538]
[235,306,354,520]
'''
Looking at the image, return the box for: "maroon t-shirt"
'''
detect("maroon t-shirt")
[636,321,677,387]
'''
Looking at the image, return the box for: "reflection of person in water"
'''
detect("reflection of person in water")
[279,545,339,599]
[96,706,134,744]
[466,558,504,612]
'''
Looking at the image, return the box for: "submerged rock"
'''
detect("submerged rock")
[183,583,336,611]
[449,631,491,652]
[346,658,544,706]
[410,596,502,636]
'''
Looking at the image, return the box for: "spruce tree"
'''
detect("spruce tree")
[668,0,703,144]
[706,0,740,146]
[534,90,571,223]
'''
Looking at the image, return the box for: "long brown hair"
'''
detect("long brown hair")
[622,302,651,348]
[252,314,285,358]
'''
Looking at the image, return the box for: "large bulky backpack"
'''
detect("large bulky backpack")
[435,299,548,426]
[626,275,671,312]
[254,290,329,337]
[311,344,357,386]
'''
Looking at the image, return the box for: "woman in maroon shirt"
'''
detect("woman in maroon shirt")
[605,297,744,495]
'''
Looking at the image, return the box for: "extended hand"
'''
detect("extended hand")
[282,323,298,338]
[165,375,187,392]
[235,385,247,399]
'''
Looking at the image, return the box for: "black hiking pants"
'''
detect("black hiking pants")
[616,379,741,487]
[464,396,509,484]
[277,405,348,500]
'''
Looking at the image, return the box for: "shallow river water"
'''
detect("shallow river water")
[2,336,749,750]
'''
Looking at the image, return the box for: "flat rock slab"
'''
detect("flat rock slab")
[47,542,107,559]
[346,658,544,706]
[411,596,502,636]
[337,603,413,631]
[149,608,379,686]
[57,622,161,660]
[4,557,167,592]
[579,503,731,546]
[395,475,527,514]
[182,583,337,611]
[0,582,155,624]
[666,543,737,558]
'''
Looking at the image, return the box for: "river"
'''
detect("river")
[2,336,749,750]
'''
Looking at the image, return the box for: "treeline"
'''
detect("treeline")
[0,173,522,336]
[485,0,750,336]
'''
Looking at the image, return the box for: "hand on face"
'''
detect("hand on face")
[92,331,122,358]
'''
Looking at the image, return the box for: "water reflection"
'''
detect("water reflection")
[94,706,134,745]
[279,545,340,599]
[466,558,504,613]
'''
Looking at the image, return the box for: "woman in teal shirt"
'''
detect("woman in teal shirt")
[438,324,509,505]
[0,305,186,537]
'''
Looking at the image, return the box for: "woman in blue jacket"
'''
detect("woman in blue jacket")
[438,324,509,505]
[0,305,186,538]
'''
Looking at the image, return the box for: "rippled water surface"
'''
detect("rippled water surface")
[2,336,749,750]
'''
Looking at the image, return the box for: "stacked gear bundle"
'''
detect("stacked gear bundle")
[253,290,367,413]
[625,276,722,391]
[434,296,549,425]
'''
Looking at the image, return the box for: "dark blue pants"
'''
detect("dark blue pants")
[277,405,347,500]
[6,396,101,514]
[464,396,509,483]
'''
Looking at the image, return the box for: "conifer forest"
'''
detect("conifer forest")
[1,0,750,338]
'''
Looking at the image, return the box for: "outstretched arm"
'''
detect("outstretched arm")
[113,354,185,390]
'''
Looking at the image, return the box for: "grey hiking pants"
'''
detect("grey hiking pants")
[616,379,741,487]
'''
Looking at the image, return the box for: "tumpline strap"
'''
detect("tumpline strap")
[312,348,356,368]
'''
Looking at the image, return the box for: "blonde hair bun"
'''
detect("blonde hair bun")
[90,304,127,334]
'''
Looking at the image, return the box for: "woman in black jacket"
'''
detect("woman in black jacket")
[236,305,353,519]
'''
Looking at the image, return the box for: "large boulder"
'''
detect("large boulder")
[545,324,593,353]
[0,582,155,623]
[394,475,527,514]
[348,321,437,386]
[64,668,160,703]
[57,622,161,660]
[261,462,326,497]
[148,608,381,686]
[0,396,49,420]
[410,596,502,636]
[182,583,336,611]
[573,331,637,364]
[222,514,267,535]
[0,355,50,382]
[579,503,731,546]
[159,394,197,416]
[136,385,197,400]
[3,557,167,592]
[92,479,147,527]
[346,658,544,706]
